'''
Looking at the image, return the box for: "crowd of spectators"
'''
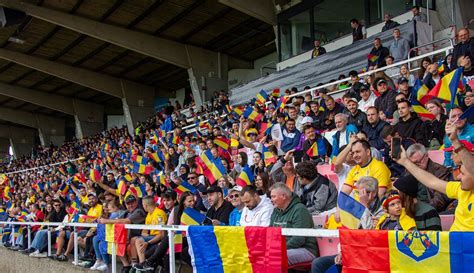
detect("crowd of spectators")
[0,21,472,273]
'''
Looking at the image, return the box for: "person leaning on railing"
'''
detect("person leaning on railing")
[395,120,474,231]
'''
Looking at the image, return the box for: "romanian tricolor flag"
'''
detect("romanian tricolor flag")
[277,96,288,111]
[214,137,230,150]
[73,214,97,223]
[340,229,474,273]
[97,224,127,256]
[243,106,263,122]
[233,106,244,117]
[306,141,319,157]
[271,88,280,97]
[412,79,430,103]
[235,165,254,187]
[256,90,269,105]
[181,207,206,226]
[199,121,212,132]
[3,186,11,201]
[420,67,464,106]
[187,226,287,273]
[173,181,197,195]
[171,134,181,145]
[224,104,232,114]
[262,145,277,167]
[157,172,168,187]
[116,179,128,196]
[128,184,146,198]
[437,59,445,74]
[132,162,154,175]
[337,191,370,229]
[57,165,67,176]
[73,172,86,183]
[367,53,379,62]
[171,231,183,253]
[59,183,69,196]
[148,151,161,163]
[123,173,133,182]
[199,150,227,184]
[89,169,101,183]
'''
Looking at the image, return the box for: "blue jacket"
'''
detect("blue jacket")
[443,123,474,167]
[229,208,242,226]
[281,127,301,152]
[331,124,358,157]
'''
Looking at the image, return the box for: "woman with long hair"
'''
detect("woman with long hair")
[417,57,432,79]
[425,99,448,147]
[255,172,271,197]
[399,64,416,86]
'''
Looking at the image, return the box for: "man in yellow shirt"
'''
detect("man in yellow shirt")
[341,139,391,198]
[132,195,167,270]
[396,121,474,231]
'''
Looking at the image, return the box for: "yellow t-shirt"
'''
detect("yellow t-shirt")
[87,204,103,219]
[345,158,391,189]
[81,195,89,204]
[446,181,474,231]
[145,207,167,236]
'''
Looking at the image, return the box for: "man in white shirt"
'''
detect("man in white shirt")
[240,185,273,227]
[357,84,377,112]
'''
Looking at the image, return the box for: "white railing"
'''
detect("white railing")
[0,221,338,273]
[181,43,453,134]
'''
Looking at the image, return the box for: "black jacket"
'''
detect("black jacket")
[368,46,390,67]
[394,115,425,145]
[321,103,344,130]
[374,89,398,118]
[302,136,332,162]
[347,109,367,130]
[382,20,400,32]
[204,201,234,225]
[451,38,474,69]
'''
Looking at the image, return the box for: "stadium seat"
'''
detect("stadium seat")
[326,174,339,189]
[317,164,333,176]
[312,215,328,229]
[440,214,455,231]
[428,150,445,165]
[316,237,340,257]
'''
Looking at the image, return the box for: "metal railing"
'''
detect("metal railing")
[181,43,453,134]
[0,221,338,273]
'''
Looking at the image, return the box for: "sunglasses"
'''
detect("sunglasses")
[229,194,240,199]
[188,176,197,180]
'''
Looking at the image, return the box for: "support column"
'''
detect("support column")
[2,126,36,158]
[121,81,155,136]
[0,137,10,161]
[186,49,229,104]
[72,99,104,138]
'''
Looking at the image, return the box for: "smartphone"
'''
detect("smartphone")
[391,137,402,159]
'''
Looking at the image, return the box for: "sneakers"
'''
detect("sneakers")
[19,248,35,254]
[121,266,132,273]
[29,250,47,258]
[95,263,108,271]
[90,260,103,270]
[56,254,68,262]
[133,262,155,272]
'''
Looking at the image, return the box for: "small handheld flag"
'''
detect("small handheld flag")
[181,207,206,226]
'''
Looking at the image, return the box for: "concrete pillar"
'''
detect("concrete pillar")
[0,125,37,158]
[0,82,104,138]
[0,137,9,161]
[0,48,154,137]
[0,108,65,146]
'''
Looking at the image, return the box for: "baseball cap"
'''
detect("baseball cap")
[348,98,359,104]
[246,128,258,136]
[359,84,369,91]
[376,78,387,86]
[398,77,409,84]
[300,116,314,124]
[124,194,137,203]
[229,185,243,193]
[87,192,97,198]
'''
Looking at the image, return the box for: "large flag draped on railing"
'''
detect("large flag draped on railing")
[187,226,288,273]
[97,223,127,256]
[340,229,474,273]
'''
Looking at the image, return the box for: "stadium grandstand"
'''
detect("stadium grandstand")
[0,0,473,273]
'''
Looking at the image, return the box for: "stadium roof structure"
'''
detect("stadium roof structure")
[0,0,275,120]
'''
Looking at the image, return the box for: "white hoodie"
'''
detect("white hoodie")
[240,195,274,227]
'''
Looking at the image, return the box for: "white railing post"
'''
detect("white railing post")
[168,230,176,273]
[27,226,31,249]
[73,226,78,265]
[11,225,15,246]
[111,242,116,273]
[47,228,51,256]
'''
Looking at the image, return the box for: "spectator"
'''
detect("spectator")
[295,161,338,214]
[347,70,363,100]
[311,39,326,59]
[270,150,301,193]
[405,144,453,212]
[383,56,399,79]
[346,98,367,130]
[423,63,441,89]
[389,28,411,62]
[240,185,273,226]
[382,14,400,32]
[332,142,356,191]
[321,96,344,130]
[228,186,244,226]
[367,38,390,69]
[357,84,377,112]
[443,107,474,167]
[362,106,388,150]
[280,118,301,153]
[374,78,398,119]
[132,196,167,270]
[394,100,426,145]
[204,185,234,226]
[302,125,332,162]
[451,28,474,69]
[458,55,474,84]
[331,113,358,157]
[342,140,391,198]
[355,131,383,161]
[396,77,413,101]
[270,182,317,266]
[425,99,448,146]
[393,175,441,230]
[254,172,271,197]
[350,18,366,43]
[418,57,432,80]
[376,192,416,230]
[411,5,427,22]
[399,64,416,87]
[308,100,324,130]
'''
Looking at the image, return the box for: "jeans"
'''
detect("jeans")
[31,230,49,252]
[92,234,110,264]
[311,255,337,273]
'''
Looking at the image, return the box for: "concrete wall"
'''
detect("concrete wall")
[228,52,278,90]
